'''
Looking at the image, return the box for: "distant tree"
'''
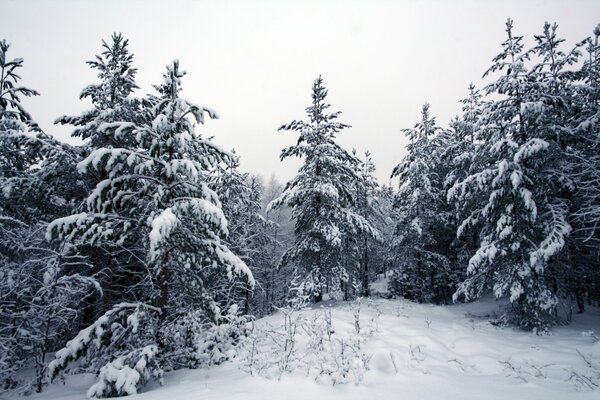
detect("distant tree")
[252,175,294,313]
[352,150,383,297]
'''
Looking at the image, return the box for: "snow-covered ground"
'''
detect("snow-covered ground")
[14,290,599,400]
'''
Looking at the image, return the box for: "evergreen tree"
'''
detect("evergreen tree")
[47,60,254,395]
[436,85,486,292]
[54,33,143,328]
[56,33,139,148]
[389,103,453,303]
[270,76,375,302]
[565,25,600,310]
[211,160,274,313]
[352,150,383,297]
[449,20,575,330]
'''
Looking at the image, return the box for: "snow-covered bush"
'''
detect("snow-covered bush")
[319,338,371,386]
[48,302,161,382]
[240,297,373,386]
[151,303,252,372]
[190,305,251,368]
[87,345,163,398]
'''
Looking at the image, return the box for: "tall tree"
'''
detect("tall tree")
[390,103,453,303]
[563,25,600,311]
[449,20,576,330]
[352,150,383,297]
[270,76,375,302]
[48,60,254,396]
[54,33,143,327]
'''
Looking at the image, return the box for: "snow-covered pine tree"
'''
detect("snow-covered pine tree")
[449,20,576,330]
[211,152,255,258]
[352,150,383,297]
[269,76,375,302]
[0,39,94,392]
[64,32,142,317]
[54,33,143,329]
[233,175,285,315]
[525,22,587,315]
[389,103,453,303]
[444,83,484,188]
[47,60,254,396]
[434,84,486,291]
[571,25,600,240]
[210,158,273,313]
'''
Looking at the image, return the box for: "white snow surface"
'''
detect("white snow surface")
[25,297,600,400]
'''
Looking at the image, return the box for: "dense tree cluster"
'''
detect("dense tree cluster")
[0,18,598,397]
[389,20,600,331]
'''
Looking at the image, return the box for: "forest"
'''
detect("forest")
[1,17,599,398]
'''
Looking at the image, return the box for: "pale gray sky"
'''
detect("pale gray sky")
[3,0,599,183]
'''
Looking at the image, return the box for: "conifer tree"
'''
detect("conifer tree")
[390,103,452,303]
[54,33,143,327]
[568,25,600,308]
[352,151,383,297]
[449,20,576,330]
[48,60,254,396]
[56,33,139,148]
[270,76,375,302]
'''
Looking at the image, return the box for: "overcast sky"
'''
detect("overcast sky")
[3,0,599,183]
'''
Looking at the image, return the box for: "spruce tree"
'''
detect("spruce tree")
[449,20,575,330]
[389,103,452,303]
[270,76,375,302]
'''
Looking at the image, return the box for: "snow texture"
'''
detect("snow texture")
[33,298,600,400]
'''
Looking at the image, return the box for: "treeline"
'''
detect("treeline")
[387,20,600,331]
[273,20,600,333]
[0,18,598,397]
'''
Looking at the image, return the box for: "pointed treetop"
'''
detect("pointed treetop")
[306,75,339,125]
[402,102,437,142]
[0,39,40,127]
[82,32,138,108]
[154,59,185,100]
